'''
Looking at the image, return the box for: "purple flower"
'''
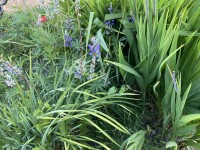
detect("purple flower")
[105,3,115,35]
[74,70,82,79]
[105,20,115,26]
[65,18,74,30]
[88,37,101,58]
[105,19,115,34]
[2,61,22,76]
[128,16,135,23]
[74,60,87,80]
[64,35,73,48]
[108,2,113,14]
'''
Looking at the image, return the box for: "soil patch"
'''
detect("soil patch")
[3,0,49,12]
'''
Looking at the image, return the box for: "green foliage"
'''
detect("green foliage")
[1,0,200,149]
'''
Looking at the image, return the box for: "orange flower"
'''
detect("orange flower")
[40,15,47,22]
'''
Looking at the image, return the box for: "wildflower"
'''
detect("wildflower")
[128,11,135,23]
[1,61,22,76]
[74,60,87,80]
[36,14,47,25]
[53,0,59,14]
[40,15,47,22]
[88,37,101,58]
[88,37,101,79]
[65,18,74,30]
[108,2,113,13]
[75,0,81,16]
[4,74,16,87]
[0,59,22,87]
[64,34,73,48]
[128,16,135,23]
[88,56,96,80]
[105,2,115,34]
[74,69,82,79]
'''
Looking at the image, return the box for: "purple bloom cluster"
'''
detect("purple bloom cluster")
[128,16,135,23]
[65,18,74,30]
[0,58,22,87]
[53,0,59,14]
[105,3,115,35]
[88,37,101,79]
[108,2,113,13]
[64,34,73,48]
[74,60,87,80]
[88,37,101,58]
[75,0,81,16]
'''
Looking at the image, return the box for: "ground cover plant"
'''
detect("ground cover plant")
[1,0,200,149]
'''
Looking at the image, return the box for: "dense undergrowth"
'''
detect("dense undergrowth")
[1,0,200,149]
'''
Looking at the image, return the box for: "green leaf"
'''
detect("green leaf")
[104,13,122,20]
[180,114,200,126]
[176,124,198,136]
[105,60,142,78]
[108,86,117,95]
[86,12,94,51]
[96,29,109,53]
[32,148,41,150]
[166,141,178,149]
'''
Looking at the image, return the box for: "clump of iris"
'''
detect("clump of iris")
[105,2,115,35]
[88,37,101,79]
